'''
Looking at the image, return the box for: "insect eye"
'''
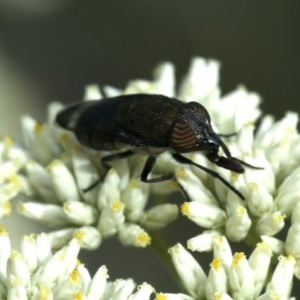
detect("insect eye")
[170,119,197,152]
[184,101,211,123]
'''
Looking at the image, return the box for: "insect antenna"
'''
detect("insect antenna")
[214,133,263,170]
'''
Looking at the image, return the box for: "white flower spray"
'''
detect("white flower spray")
[1,57,300,299]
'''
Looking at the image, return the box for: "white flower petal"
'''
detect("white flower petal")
[206,258,227,298]
[248,242,273,297]
[0,161,21,185]
[178,57,220,101]
[0,226,11,279]
[84,84,102,101]
[47,159,80,203]
[128,282,155,300]
[225,206,251,242]
[98,201,125,238]
[285,223,300,257]
[97,169,121,209]
[103,85,123,97]
[140,204,178,230]
[71,148,101,203]
[181,201,226,229]
[122,179,149,222]
[175,168,218,206]
[63,201,98,225]
[109,278,136,299]
[246,182,274,217]
[118,224,151,248]
[7,277,28,300]
[25,160,59,204]
[187,230,222,252]
[275,165,300,217]
[212,236,233,272]
[229,253,255,299]
[7,251,30,288]
[31,239,80,288]
[256,211,285,236]
[73,226,102,250]
[153,62,175,97]
[260,235,285,256]
[86,265,109,300]
[18,202,70,227]
[266,255,295,298]
[169,243,207,299]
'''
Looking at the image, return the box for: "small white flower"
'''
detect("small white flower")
[175,168,218,205]
[140,203,179,230]
[266,255,296,298]
[97,200,126,238]
[275,165,300,217]
[122,179,149,222]
[205,258,228,298]
[63,200,98,225]
[212,236,233,272]
[285,223,300,258]
[46,159,81,203]
[225,205,251,241]
[248,242,273,297]
[229,252,255,299]
[261,235,285,256]
[256,211,285,236]
[187,230,222,252]
[181,201,226,228]
[18,201,70,227]
[128,282,155,300]
[168,243,207,299]
[118,223,151,248]
[84,84,102,100]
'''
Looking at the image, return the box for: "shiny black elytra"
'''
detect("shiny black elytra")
[56,94,259,199]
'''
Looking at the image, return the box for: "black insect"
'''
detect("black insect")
[56,94,260,199]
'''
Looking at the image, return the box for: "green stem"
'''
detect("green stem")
[150,229,183,290]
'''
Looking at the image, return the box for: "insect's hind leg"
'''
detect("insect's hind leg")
[83,150,136,192]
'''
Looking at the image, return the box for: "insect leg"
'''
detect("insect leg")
[172,153,245,200]
[141,156,174,183]
[217,132,237,138]
[101,150,136,167]
[83,150,135,192]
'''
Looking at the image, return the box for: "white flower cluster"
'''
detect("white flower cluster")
[166,238,297,299]
[2,57,300,298]
[0,226,155,300]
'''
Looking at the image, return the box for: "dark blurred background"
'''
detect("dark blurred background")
[0,0,299,294]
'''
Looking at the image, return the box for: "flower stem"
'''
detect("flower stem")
[150,229,183,290]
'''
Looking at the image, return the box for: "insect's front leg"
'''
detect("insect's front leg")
[172,153,245,200]
[83,150,135,192]
[140,156,174,183]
